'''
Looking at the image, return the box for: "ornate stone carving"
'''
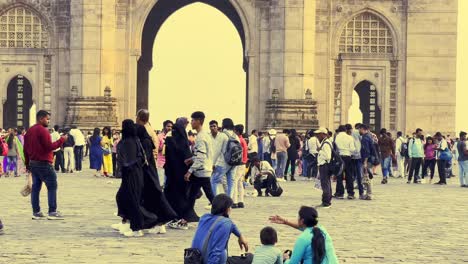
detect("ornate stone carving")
[64,86,119,131]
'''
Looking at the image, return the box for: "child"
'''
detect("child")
[252,226,283,264]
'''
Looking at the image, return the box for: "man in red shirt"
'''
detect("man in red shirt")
[232,124,248,208]
[24,110,67,220]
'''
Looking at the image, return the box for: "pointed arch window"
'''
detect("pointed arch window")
[339,12,393,54]
[0,6,49,48]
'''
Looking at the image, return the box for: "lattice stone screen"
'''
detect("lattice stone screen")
[339,12,393,54]
[0,6,49,48]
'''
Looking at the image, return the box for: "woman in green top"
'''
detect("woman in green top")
[270,206,338,264]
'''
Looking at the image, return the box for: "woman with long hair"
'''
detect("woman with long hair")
[101,126,113,177]
[5,128,20,177]
[89,128,103,177]
[422,136,437,183]
[285,129,300,181]
[269,206,338,264]
[135,124,177,233]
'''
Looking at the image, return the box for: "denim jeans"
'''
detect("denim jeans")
[381,156,392,178]
[458,160,468,186]
[6,156,17,175]
[30,163,58,214]
[211,165,237,197]
[73,146,84,171]
[275,152,287,178]
[352,159,364,196]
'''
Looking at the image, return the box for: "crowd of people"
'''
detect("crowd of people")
[1,108,467,264]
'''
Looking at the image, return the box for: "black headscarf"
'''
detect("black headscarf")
[121,119,136,139]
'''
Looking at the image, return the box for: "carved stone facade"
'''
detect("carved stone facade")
[0,0,458,135]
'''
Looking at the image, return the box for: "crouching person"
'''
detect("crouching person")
[252,158,278,197]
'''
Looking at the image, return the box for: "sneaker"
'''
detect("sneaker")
[159,225,167,234]
[123,230,144,237]
[316,203,331,209]
[347,195,356,200]
[333,194,344,199]
[119,223,131,234]
[359,195,372,200]
[32,212,47,220]
[111,222,123,231]
[290,177,296,182]
[237,202,245,208]
[168,220,189,230]
[277,178,286,182]
[47,212,64,220]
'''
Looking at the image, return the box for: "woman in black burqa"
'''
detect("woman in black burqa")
[115,119,158,237]
[164,118,199,228]
[135,124,178,227]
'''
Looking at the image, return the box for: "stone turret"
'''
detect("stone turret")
[63,86,119,131]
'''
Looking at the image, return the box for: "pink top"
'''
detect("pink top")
[424,144,437,160]
[239,136,248,164]
[156,132,166,168]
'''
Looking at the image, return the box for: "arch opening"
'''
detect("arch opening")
[354,80,381,131]
[138,0,248,112]
[148,2,246,127]
[3,75,33,129]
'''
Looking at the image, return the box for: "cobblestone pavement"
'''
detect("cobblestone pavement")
[0,163,467,264]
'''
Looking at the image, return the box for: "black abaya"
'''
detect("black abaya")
[116,131,159,231]
[163,124,199,222]
[136,125,178,224]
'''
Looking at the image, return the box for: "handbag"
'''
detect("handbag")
[439,147,453,161]
[102,146,112,155]
[227,253,254,264]
[184,216,223,264]
[20,173,33,197]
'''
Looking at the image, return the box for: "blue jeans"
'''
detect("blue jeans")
[263,152,272,166]
[302,158,308,176]
[275,152,287,177]
[211,165,237,197]
[30,163,58,214]
[353,159,364,195]
[459,160,468,186]
[381,156,392,178]
[6,156,17,175]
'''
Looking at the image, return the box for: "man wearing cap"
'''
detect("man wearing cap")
[315,127,333,208]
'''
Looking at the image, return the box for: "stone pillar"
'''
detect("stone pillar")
[302,0,316,94]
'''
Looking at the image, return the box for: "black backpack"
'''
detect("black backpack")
[269,182,283,197]
[223,132,244,166]
[399,138,409,157]
[322,141,344,176]
[269,136,276,153]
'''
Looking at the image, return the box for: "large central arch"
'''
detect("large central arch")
[137,0,249,113]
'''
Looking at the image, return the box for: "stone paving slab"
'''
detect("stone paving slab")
[0,164,467,264]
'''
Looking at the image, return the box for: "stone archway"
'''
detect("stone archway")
[137,0,250,122]
[354,80,381,132]
[3,75,33,129]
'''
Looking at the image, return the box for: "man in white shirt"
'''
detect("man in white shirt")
[315,127,332,208]
[210,118,239,198]
[251,158,277,197]
[304,131,320,179]
[395,131,407,178]
[262,131,272,165]
[51,125,65,173]
[434,132,448,185]
[209,120,228,193]
[69,125,85,172]
[334,125,356,199]
[248,130,259,159]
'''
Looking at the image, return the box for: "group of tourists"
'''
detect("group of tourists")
[2,107,467,264]
[0,127,25,177]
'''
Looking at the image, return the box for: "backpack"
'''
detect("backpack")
[322,141,344,176]
[223,132,244,166]
[269,182,283,197]
[399,138,409,157]
[369,142,381,166]
[269,136,276,153]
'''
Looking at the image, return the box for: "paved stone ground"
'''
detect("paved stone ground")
[1,161,467,264]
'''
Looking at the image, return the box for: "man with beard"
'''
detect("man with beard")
[24,110,67,220]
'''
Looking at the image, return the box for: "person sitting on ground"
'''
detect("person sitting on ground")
[251,157,278,197]
[191,194,249,263]
[269,206,338,264]
[252,226,283,264]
